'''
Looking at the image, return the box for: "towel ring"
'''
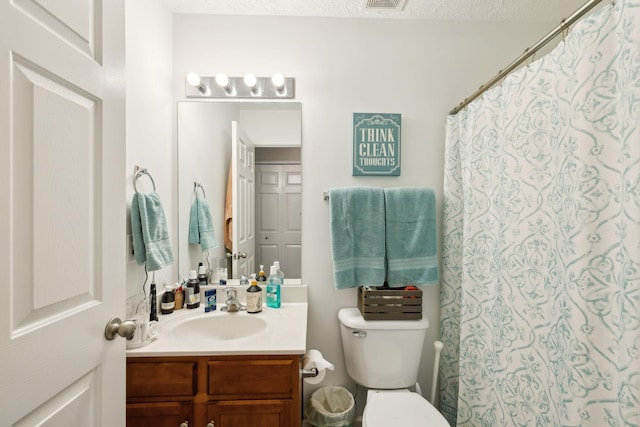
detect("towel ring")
[194,182,206,199]
[134,168,156,194]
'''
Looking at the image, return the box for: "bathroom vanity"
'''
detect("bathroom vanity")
[127,354,300,427]
[126,284,307,427]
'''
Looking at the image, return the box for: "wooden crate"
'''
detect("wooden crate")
[357,286,422,320]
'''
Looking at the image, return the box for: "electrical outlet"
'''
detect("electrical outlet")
[127,234,135,262]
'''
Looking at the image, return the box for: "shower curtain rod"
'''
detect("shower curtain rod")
[450,0,606,115]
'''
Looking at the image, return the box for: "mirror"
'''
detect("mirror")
[177,101,302,281]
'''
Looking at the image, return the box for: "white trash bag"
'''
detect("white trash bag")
[305,386,355,427]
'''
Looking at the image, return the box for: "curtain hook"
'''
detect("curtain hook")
[561,19,569,42]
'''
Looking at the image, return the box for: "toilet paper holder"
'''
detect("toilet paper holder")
[300,367,319,378]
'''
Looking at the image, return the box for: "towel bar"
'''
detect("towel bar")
[134,167,156,194]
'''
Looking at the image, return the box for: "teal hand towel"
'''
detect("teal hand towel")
[131,192,174,271]
[329,187,386,289]
[384,187,438,287]
[189,197,219,252]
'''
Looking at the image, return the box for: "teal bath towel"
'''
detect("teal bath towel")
[329,187,386,289]
[384,187,438,287]
[189,197,219,252]
[131,192,174,271]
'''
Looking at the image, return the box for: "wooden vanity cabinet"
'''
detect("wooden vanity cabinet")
[127,355,301,427]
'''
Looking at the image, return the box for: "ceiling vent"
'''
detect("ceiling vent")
[364,0,408,11]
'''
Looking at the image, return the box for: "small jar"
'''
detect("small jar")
[174,285,184,310]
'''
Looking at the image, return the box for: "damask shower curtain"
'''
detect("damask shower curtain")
[440,1,640,426]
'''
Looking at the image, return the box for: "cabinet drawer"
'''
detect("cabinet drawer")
[208,357,297,398]
[127,401,192,427]
[127,359,197,398]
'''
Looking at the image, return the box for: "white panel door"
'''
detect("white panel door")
[0,0,126,425]
[231,121,256,278]
[255,164,302,278]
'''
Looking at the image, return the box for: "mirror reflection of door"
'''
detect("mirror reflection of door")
[255,160,302,279]
[231,121,256,279]
[177,102,302,281]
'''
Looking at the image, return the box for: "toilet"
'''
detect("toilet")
[338,308,449,427]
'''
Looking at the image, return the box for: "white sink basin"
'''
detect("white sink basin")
[170,313,268,341]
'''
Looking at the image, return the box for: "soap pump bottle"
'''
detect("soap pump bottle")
[266,265,281,308]
[246,280,262,313]
[256,265,267,283]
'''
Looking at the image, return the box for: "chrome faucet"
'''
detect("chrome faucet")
[220,287,245,312]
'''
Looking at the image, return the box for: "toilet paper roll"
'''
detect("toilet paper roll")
[302,349,334,384]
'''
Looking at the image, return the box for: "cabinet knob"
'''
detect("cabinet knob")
[179,422,189,427]
[207,422,215,427]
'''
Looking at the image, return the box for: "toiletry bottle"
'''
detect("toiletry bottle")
[256,265,267,283]
[239,271,249,287]
[161,282,175,314]
[198,262,208,288]
[274,261,285,282]
[204,289,216,312]
[149,283,159,321]
[174,283,184,310]
[246,280,262,313]
[266,265,281,308]
[186,270,201,309]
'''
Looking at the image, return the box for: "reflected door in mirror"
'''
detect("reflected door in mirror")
[255,164,302,278]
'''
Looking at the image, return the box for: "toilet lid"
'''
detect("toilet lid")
[363,392,449,427]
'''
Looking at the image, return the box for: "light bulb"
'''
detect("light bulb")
[215,73,229,88]
[244,73,257,88]
[186,72,201,87]
[272,73,285,89]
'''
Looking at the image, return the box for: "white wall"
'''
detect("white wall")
[170,14,552,414]
[125,0,175,299]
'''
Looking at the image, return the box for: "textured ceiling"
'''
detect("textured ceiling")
[163,0,589,21]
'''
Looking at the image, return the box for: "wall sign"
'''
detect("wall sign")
[353,113,401,176]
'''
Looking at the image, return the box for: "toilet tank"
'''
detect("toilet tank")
[338,308,429,389]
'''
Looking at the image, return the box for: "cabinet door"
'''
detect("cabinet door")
[208,400,293,427]
[127,402,192,427]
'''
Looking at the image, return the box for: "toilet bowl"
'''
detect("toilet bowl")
[362,389,449,427]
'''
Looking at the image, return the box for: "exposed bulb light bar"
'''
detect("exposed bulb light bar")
[186,72,210,95]
[185,73,295,99]
[271,73,285,89]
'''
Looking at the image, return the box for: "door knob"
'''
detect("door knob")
[207,421,215,427]
[234,252,247,259]
[104,317,136,340]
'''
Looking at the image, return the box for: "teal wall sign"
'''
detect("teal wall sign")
[353,113,401,176]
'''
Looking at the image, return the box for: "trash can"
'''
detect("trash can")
[305,386,355,427]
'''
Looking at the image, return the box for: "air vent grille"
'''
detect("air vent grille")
[365,0,407,10]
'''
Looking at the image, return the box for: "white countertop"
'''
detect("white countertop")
[127,284,308,357]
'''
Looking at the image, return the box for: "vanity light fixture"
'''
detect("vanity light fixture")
[243,73,261,96]
[215,73,234,95]
[186,72,210,95]
[185,72,295,99]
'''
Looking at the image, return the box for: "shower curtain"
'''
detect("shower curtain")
[440,1,640,426]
